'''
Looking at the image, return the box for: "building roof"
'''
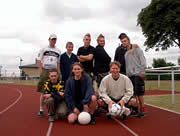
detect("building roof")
[19,63,38,69]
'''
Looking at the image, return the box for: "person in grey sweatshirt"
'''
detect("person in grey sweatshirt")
[120,34,147,118]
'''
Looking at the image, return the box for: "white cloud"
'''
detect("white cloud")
[0,0,179,76]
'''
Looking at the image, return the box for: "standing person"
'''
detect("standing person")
[77,33,95,78]
[121,34,147,117]
[98,61,137,120]
[43,69,67,122]
[60,42,78,85]
[114,33,128,75]
[65,62,97,124]
[37,34,61,116]
[94,34,111,88]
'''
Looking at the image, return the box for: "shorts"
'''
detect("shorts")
[36,69,49,93]
[129,76,145,96]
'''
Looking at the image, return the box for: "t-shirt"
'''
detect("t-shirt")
[74,79,82,104]
[37,46,61,69]
[77,45,95,73]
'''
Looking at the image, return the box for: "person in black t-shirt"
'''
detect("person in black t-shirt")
[77,33,95,78]
[114,33,128,75]
[94,34,111,87]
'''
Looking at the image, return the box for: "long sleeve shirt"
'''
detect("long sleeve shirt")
[98,74,133,104]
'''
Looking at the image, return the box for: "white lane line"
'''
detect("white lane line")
[145,103,180,115]
[112,117,138,136]
[0,88,23,115]
[46,122,53,136]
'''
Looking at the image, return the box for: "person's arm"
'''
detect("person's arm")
[77,56,85,62]
[37,60,42,74]
[98,77,112,105]
[57,63,60,74]
[82,75,94,105]
[120,77,133,104]
[79,54,93,61]
[65,79,76,110]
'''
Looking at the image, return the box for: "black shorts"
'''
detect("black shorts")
[129,76,145,96]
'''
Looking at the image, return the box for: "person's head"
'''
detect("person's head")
[110,61,121,79]
[97,34,105,47]
[118,33,130,47]
[71,62,84,79]
[48,69,59,84]
[83,33,91,48]
[66,42,74,54]
[49,34,57,47]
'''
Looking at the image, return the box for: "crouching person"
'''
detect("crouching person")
[43,69,67,122]
[65,62,97,125]
[98,61,138,120]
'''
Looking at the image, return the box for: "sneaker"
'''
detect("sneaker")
[106,114,112,120]
[137,110,145,118]
[130,110,138,116]
[48,116,55,122]
[90,117,96,125]
[121,114,128,121]
[38,111,43,117]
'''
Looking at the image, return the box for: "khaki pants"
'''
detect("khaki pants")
[44,97,67,117]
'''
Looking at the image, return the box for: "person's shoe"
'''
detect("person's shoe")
[130,110,138,117]
[137,110,145,118]
[90,114,96,125]
[38,111,43,117]
[48,116,55,122]
[106,114,112,120]
[121,114,128,121]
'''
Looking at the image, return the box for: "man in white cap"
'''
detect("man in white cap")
[36,34,61,116]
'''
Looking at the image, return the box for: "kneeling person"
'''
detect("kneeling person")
[43,69,67,122]
[65,62,97,124]
[98,61,137,120]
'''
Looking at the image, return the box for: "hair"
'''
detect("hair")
[97,34,104,41]
[48,69,58,76]
[84,33,91,39]
[70,62,84,78]
[118,33,130,41]
[110,61,121,68]
[66,41,73,47]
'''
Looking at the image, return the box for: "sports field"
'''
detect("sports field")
[0,83,180,136]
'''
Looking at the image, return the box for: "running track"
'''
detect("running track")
[0,84,179,136]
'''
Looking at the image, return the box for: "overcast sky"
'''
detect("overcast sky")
[0,0,179,76]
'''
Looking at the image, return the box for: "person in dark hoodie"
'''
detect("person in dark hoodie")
[65,62,97,124]
[94,34,111,88]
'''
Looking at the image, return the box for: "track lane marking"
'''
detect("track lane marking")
[0,88,22,115]
[46,122,53,136]
[112,117,138,136]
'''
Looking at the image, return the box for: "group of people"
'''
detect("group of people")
[36,33,147,124]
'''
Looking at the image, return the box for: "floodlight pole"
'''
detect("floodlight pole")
[19,57,23,78]
[171,68,175,104]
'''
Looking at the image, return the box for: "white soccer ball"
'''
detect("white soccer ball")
[78,112,91,125]
[109,104,122,116]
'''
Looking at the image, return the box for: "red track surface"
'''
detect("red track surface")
[0,84,179,136]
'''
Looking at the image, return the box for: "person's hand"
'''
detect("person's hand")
[108,100,115,110]
[117,100,125,109]
[59,92,64,97]
[73,107,80,115]
[83,104,89,112]
[43,94,51,99]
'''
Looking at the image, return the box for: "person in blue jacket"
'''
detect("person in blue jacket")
[60,42,78,84]
[65,62,97,124]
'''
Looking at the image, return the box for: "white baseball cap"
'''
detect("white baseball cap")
[49,34,57,40]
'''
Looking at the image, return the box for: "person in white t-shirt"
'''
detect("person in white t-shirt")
[36,34,61,116]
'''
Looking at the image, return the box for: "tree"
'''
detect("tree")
[137,0,180,51]
[178,56,180,65]
[152,58,176,68]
